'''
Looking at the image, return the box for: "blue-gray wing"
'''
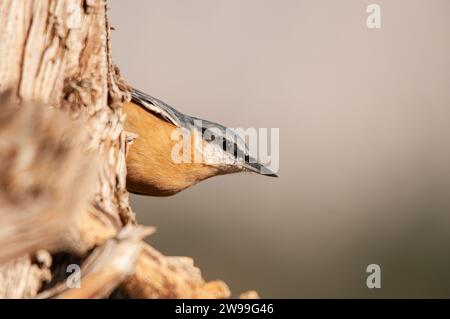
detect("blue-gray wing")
[131,88,185,127]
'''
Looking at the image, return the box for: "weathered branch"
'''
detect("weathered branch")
[38,225,153,299]
[0,92,97,264]
[0,0,258,299]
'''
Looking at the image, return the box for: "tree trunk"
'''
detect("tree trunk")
[0,0,256,299]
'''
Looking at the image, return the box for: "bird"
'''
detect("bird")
[123,88,277,196]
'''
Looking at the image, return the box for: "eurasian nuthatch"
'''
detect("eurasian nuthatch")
[123,88,277,196]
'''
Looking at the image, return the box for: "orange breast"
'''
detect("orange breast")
[122,101,217,196]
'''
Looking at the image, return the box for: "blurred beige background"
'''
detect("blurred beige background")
[110,0,450,298]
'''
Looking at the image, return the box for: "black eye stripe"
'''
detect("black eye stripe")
[202,127,245,159]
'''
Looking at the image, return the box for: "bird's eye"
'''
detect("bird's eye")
[222,140,238,156]
[202,127,219,142]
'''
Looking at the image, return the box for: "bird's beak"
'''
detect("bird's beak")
[243,160,278,177]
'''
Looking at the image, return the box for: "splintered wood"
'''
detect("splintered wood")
[0,0,258,299]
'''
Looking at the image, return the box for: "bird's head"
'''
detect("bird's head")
[187,118,278,178]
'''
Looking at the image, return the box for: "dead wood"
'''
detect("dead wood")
[0,0,258,299]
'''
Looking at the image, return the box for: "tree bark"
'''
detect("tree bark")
[0,0,257,299]
[0,0,132,298]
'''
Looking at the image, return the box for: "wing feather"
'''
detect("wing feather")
[131,88,184,127]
